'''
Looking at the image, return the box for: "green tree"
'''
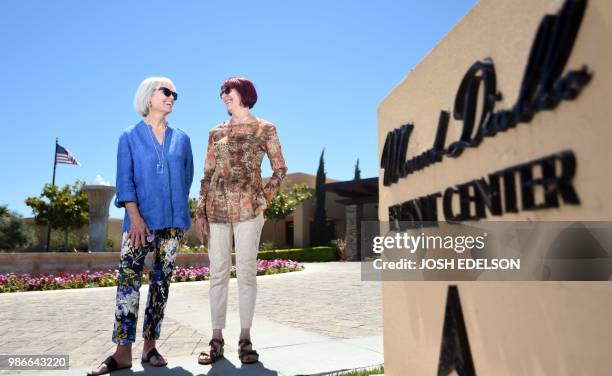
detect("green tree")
[264,184,312,251]
[354,158,361,180]
[313,149,329,246]
[188,197,198,220]
[25,181,89,251]
[0,205,36,251]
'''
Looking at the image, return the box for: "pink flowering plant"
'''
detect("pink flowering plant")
[0,259,303,293]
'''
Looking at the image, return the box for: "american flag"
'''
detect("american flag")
[55,144,80,166]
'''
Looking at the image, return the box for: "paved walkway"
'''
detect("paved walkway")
[0,262,383,375]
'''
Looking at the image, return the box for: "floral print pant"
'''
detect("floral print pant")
[112,228,183,345]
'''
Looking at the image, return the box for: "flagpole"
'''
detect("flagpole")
[46,138,58,252]
[52,137,58,186]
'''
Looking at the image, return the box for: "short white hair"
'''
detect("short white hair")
[134,76,175,117]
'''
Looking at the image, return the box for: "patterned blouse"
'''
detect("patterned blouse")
[196,118,288,223]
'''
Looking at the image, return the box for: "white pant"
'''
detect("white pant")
[208,213,264,329]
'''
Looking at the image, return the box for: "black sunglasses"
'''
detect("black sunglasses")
[220,86,231,97]
[158,86,178,101]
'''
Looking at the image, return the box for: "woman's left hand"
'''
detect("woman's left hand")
[194,216,209,244]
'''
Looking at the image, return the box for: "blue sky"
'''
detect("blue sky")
[0,0,476,218]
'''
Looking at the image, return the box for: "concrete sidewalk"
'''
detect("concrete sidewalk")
[0,262,383,375]
[64,335,383,375]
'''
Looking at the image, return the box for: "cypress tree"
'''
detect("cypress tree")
[354,158,361,180]
[313,148,328,246]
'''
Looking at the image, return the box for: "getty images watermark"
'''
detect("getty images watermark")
[360,221,612,281]
[371,231,523,271]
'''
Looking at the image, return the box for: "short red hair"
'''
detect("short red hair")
[220,77,258,109]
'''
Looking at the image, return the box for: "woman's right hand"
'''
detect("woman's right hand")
[129,215,151,248]
[125,202,150,248]
[194,216,209,244]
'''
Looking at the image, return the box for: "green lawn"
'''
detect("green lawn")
[327,365,384,376]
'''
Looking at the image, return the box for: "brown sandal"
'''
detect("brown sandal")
[198,338,224,365]
[238,338,259,364]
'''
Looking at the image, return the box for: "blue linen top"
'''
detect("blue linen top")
[115,121,194,232]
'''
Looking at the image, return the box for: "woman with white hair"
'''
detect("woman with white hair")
[88,77,194,375]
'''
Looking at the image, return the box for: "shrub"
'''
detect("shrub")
[0,206,37,251]
[179,245,207,253]
[50,231,88,251]
[260,241,287,251]
[336,238,348,261]
[257,246,338,262]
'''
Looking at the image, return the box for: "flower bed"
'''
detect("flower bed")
[0,259,303,293]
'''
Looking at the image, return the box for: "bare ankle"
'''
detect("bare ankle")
[142,339,156,350]
[114,345,132,358]
[212,329,223,341]
[239,328,251,341]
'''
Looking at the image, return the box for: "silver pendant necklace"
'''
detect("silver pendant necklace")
[146,123,166,174]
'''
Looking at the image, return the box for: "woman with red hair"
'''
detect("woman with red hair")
[195,77,287,365]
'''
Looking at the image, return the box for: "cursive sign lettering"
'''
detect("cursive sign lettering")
[381,0,591,187]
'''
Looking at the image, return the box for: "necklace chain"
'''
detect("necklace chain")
[145,123,165,168]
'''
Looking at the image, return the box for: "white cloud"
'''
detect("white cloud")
[94,175,110,186]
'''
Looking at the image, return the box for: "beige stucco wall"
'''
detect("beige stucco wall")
[0,252,214,275]
[378,0,612,374]
[24,218,122,252]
